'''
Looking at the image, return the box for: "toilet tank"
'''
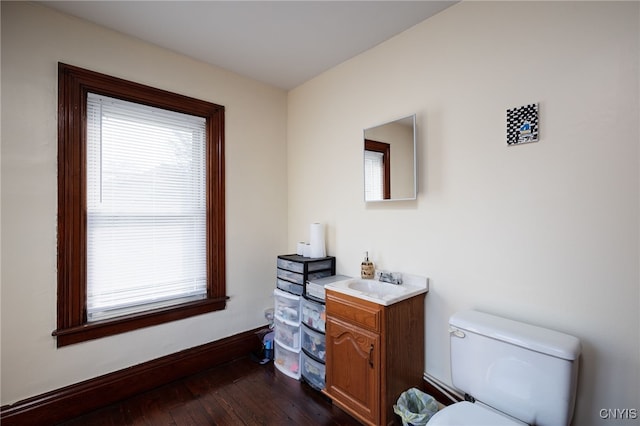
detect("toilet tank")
[449,311,581,426]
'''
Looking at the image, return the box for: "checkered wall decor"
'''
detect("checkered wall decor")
[507,103,539,146]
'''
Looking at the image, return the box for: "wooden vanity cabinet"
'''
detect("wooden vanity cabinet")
[324,289,425,426]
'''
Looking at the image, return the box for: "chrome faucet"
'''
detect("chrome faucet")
[377,270,403,285]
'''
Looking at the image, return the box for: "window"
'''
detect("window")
[364,140,390,201]
[364,149,384,200]
[54,63,226,347]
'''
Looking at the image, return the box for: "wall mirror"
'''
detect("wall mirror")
[364,114,416,202]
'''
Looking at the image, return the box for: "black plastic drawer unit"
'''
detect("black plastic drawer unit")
[276,254,335,296]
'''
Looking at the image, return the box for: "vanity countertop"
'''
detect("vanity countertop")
[324,274,428,306]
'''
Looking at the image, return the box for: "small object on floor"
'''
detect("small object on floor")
[251,330,274,364]
[250,351,272,365]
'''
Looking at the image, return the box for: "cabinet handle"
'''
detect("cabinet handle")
[368,344,374,368]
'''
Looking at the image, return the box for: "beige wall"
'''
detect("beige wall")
[2,2,639,425]
[288,2,638,425]
[1,2,288,404]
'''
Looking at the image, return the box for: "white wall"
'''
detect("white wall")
[288,2,639,425]
[1,2,288,404]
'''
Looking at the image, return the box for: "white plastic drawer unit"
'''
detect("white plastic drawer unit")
[305,274,352,302]
[301,351,326,391]
[301,298,326,333]
[274,288,300,324]
[274,340,301,380]
[275,316,301,351]
[301,323,326,362]
[305,280,326,301]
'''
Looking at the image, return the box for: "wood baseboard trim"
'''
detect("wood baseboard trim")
[0,326,265,425]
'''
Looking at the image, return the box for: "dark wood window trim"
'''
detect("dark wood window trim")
[364,139,391,200]
[54,63,226,347]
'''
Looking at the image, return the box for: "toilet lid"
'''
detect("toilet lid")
[428,401,525,425]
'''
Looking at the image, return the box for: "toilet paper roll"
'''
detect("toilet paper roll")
[303,243,311,258]
[296,242,305,256]
[309,222,326,258]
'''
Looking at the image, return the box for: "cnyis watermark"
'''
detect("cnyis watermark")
[599,408,638,420]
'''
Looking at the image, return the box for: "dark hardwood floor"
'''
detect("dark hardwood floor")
[57,356,364,425]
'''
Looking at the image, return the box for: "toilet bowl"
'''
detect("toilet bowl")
[427,310,581,426]
[429,401,525,425]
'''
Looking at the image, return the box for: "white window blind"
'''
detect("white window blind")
[86,93,207,321]
[364,150,384,201]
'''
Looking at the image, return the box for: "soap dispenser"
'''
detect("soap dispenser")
[361,251,375,279]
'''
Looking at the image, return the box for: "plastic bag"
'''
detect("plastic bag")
[393,388,439,426]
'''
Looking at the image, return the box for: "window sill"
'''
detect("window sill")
[52,297,228,347]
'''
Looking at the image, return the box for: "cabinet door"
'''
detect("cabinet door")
[326,316,380,425]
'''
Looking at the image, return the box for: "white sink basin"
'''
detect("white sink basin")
[325,274,428,306]
[347,279,408,297]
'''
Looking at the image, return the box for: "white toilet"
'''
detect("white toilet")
[428,310,581,426]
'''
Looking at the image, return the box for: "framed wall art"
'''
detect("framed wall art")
[507,103,539,146]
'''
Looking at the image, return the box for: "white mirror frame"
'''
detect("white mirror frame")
[363,114,417,202]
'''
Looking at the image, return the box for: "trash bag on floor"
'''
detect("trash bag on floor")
[393,388,439,426]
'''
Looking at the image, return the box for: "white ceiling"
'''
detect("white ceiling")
[42,1,457,90]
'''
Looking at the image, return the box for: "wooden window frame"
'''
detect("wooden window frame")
[54,63,226,347]
[364,139,391,200]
